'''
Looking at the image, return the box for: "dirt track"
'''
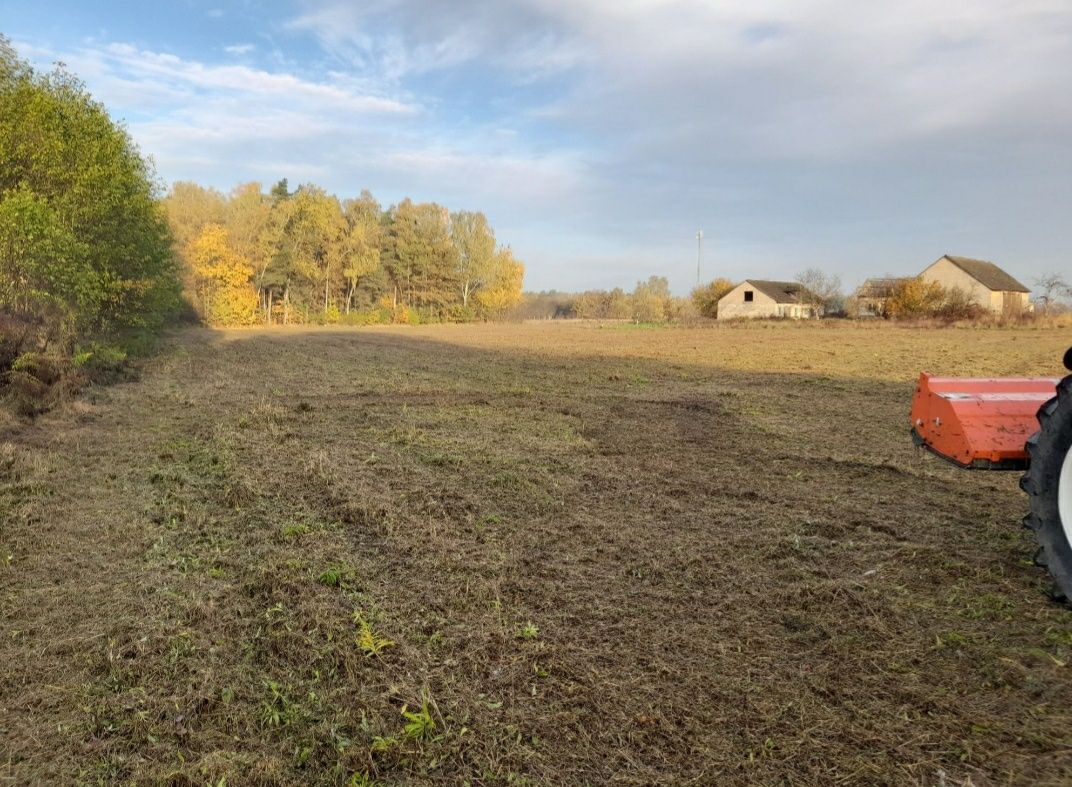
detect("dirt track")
[2,323,1071,785]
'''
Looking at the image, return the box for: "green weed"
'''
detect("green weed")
[354,613,395,656]
[938,631,973,649]
[1044,629,1072,647]
[260,681,299,728]
[516,622,540,640]
[401,695,436,741]
[962,593,1015,621]
[370,736,397,753]
[318,567,343,587]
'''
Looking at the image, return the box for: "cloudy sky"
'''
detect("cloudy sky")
[6,0,1071,292]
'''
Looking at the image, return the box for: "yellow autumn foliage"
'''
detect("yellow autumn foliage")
[473,249,524,318]
[188,224,258,325]
[885,278,947,318]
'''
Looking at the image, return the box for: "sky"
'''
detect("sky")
[5,0,1071,293]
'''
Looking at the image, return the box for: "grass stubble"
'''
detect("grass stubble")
[1,321,1071,785]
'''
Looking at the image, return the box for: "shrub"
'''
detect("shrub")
[935,286,983,321]
[886,278,947,318]
[444,304,477,323]
[3,352,83,416]
[392,305,418,325]
[690,278,735,318]
[885,279,987,322]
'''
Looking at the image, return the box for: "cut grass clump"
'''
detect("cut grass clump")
[3,352,85,417]
[278,522,312,540]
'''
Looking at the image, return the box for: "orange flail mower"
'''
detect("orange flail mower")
[909,347,1072,602]
[910,374,1060,469]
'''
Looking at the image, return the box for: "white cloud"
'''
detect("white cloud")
[96,43,414,114]
[286,0,582,81]
[286,0,1072,154]
[14,35,591,229]
[374,147,585,204]
[223,43,255,56]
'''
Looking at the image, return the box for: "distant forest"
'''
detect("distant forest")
[512,281,706,322]
[164,181,524,327]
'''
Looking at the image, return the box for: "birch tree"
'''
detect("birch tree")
[451,210,496,308]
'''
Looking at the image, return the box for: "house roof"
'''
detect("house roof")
[856,277,910,298]
[742,280,812,304]
[939,255,1030,293]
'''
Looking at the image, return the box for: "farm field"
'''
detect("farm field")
[2,322,1072,786]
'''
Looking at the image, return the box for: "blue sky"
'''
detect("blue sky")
[6,0,1071,293]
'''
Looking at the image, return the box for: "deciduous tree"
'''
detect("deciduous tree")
[188,224,257,325]
[473,248,524,318]
[632,276,672,322]
[1034,273,1071,314]
[691,277,734,318]
[796,268,843,316]
[886,278,947,318]
[451,210,496,309]
[341,192,382,313]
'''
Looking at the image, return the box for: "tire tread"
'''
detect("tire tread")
[1021,372,1072,604]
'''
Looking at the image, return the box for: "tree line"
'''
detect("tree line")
[518,266,1072,322]
[164,180,524,327]
[513,277,707,322]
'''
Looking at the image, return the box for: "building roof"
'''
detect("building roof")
[742,280,812,304]
[939,255,1030,293]
[856,277,910,298]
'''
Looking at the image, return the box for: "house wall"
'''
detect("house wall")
[717,282,815,320]
[997,290,1030,314]
[919,258,991,309]
[717,283,778,319]
[778,304,815,319]
[919,258,1028,314]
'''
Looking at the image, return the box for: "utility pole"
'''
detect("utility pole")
[696,229,703,285]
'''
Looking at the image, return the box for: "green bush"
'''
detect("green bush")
[0,35,181,362]
[71,341,130,381]
[338,308,390,326]
[444,304,477,323]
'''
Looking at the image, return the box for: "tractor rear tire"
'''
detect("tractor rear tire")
[1022,373,1072,602]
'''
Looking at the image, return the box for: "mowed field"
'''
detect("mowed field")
[2,322,1072,786]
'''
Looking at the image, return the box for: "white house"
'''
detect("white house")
[717,280,817,320]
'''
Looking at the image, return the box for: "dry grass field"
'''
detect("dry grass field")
[2,321,1072,786]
